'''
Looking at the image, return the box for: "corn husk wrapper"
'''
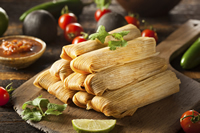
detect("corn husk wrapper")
[60,24,141,60]
[64,72,87,91]
[49,59,73,81]
[84,57,168,96]
[33,69,60,90]
[87,70,181,118]
[72,91,94,108]
[70,37,158,74]
[60,40,104,61]
[48,81,77,104]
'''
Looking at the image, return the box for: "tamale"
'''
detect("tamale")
[87,70,181,118]
[64,72,87,91]
[84,57,168,95]
[70,37,158,74]
[72,91,94,108]
[60,40,104,61]
[60,24,141,60]
[33,69,60,90]
[48,81,77,104]
[49,59,73,81]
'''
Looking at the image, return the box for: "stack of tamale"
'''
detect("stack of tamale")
[33,24,181,118]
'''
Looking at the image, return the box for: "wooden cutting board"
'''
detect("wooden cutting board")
[12,19,200,133]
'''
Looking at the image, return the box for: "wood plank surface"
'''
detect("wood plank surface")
[12,20,200,133]
[1,0,200,132]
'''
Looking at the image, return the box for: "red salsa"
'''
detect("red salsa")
[0,37,43,58]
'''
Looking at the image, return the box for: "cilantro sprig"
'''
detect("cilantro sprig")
[89,26,109,44]
[21,95,67,122]
[89,25,130,50]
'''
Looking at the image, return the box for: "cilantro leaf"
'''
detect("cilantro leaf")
[111,31,130,40]
[111,33,123,40]
[109,31,130,50]
[108,41,121,50]
[121,39,128,47]
[115,31,130,37]
[45,109,62,116]
[108,39,129,50]
[22,107,42,122]
[31,95,49,116]
[45,103,67,116]
[21,107,32,116]
[89,25,110,44]
[22,101,33,110]
[47,103,67,112]
[32,95,49,108]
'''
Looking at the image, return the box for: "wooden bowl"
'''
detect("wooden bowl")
[0,35,46,69]
[116,0,181,17]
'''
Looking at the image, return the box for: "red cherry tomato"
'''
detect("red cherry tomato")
[141,29,158,43]
[180,110,200,133]
[125,16,140,28]
[64,23,84,42]
[95,9,111,21]
[72,36,87,44]
[58,13,77,30]
[0,87,10,106]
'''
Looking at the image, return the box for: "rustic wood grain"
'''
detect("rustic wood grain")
[11,20,200,133]
[1,0,200,132]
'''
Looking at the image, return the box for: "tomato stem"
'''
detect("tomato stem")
[128,12,139,19]
[68,33,75,39]
[181,110,200,123]
[61,5,69,15]
[5,82,15,94]
[142,20,155,31]
[81,32,88,39]
[142,20,148,29]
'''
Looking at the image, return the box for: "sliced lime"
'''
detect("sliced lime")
[72,119,116,133]
[0,7,9,36]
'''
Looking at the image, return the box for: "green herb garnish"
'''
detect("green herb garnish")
[89,25,130,50]
[89,26,110,44]
[21,95,67,122]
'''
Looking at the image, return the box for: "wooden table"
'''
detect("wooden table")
[0,0,200,132]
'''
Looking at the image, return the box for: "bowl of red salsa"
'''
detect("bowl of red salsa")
[0,35,46,69]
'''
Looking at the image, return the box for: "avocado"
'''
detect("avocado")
[96,12,128,32]
[23,10,57,43]
[0,7,9,36]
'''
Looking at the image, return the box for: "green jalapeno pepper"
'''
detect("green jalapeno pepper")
[180,37,200,69]
[19,0,85,21]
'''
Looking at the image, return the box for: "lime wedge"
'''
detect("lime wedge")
[72,119,116,133]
